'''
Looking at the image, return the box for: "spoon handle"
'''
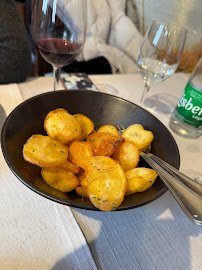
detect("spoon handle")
[141,153,202,225]
[149,154,202,197]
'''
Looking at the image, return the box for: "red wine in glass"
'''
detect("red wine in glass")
[31,0,87,91]
[37,38,83,68]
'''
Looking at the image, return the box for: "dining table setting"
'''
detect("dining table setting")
[0,71,202,270]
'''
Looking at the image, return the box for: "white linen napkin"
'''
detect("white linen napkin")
[0,84,97,270]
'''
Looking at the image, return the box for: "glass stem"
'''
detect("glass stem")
[139,84,150,106]
[53,67,61,91]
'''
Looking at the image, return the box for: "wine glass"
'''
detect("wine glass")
[137,20,187,109]
[31,0,87,91]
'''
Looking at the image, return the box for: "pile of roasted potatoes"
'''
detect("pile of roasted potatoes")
[23,108,157,211]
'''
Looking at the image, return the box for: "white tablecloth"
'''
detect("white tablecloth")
[0,74,202,270]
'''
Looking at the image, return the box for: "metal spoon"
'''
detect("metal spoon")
[118,125,202,225]
[141,152,202,225]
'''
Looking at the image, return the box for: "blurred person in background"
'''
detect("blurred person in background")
[0,0,31,84]
[63,0,143,74]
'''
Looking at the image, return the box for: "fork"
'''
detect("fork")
[117,125,202,225]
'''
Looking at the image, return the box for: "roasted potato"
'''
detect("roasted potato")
[76,186,88,198]
[77,168,86,180]
[68,141,93,169]
[85,156,117,176]
[87,164,127,211]
[23,135,68,167]
[139,144,151,154]
[86,132,124,156]
[80,177,88,187]
[73,114,94,141]
[97,125,119,136]
[83,156,117,186]
[44,108,81,145]
[41,166,79,193]
[34,177,68,199]
[77,168,88,187]
[125,167,157,195]
[112,141,139,172]
[122,124,154,149]
[60,160,80,174]
[22,106,158,211]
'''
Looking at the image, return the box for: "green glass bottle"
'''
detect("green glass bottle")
[169,57,202,139]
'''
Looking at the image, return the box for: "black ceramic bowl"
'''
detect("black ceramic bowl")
[1,90,180,210]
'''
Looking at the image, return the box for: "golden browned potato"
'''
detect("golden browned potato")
[80,177,88,187]
[139,144,151,154]
[73,114,94,141]
[112,141,139,172]
[41,166,79,193]
[76,186,88,198]
[44,108,81,145]
[87,164,127,211]
[97,125,119,136]
[23,106,158,209]
[60,160,80,174]
[85,156,117,176]
[86,132,125,156]
[122,124,154,150]
[125,167,158,195]
[34,177,68,199]
[23,135,68,167]
[77,169,88,187]
[68,141,93,169]
[77,168,85,180]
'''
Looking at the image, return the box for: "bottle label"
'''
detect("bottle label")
[174,83,202,128]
